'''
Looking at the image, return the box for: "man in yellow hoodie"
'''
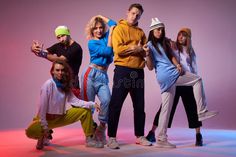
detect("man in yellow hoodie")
[107,3,151,149]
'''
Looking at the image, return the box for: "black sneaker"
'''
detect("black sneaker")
[36,137,45,150]
[146,131,156,143]
[195,133,203,146]
[47,129,53,140]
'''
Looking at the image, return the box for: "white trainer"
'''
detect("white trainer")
[136,136,152,146]
[107,137,119,149]
[156,140,176,148]
[85,136,96,147]
[198,110,219,121]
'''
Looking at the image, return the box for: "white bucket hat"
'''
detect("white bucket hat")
[150,18,165,31]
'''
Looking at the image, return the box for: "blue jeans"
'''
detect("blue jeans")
[81,66,111,123]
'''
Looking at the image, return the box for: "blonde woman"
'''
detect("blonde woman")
[81,15,116,148]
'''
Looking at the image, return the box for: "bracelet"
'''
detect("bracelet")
[38,50,48,58]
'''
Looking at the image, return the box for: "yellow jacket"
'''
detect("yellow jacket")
[112,19,147,69]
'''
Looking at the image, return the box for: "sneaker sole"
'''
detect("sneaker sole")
[136,142,152,146]
[156,145,176,148]
[199,113,218,121]
[108,146,120,149]
[107,145,120,149]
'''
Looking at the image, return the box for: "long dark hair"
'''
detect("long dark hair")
[50,60,72,93]
[148,28,173,60]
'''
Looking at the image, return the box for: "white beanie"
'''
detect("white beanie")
[150,18,165,31]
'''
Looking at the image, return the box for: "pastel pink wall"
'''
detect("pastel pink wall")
[1,0,236,130]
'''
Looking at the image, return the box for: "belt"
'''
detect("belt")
[89,63,108,71]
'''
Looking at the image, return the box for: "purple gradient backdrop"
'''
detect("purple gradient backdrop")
[0,0,236,130]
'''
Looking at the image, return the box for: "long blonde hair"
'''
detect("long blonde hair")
[85,16,107,39]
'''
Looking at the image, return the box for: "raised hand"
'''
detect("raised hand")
[31,40,43,55]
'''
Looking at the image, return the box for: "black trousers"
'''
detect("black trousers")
[108,66,145,137]
[153,86,202,129]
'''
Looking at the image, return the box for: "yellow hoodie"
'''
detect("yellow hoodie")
[112,19,147,69]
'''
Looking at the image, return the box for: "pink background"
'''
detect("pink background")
[0,0,236,130]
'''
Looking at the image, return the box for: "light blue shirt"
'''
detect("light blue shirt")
[148,41,180,93]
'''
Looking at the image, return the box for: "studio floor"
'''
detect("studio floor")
[1,127,236,157]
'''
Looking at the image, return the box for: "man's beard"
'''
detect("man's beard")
[62,40,70,46]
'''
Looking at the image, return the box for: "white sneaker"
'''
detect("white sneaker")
[95,141,104,148]
[156,140,176,148]
[136,136,152,146]
[107,137,119,149]
[94,125,106,148]
[85,136,96,147]
[198,110,219,121]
